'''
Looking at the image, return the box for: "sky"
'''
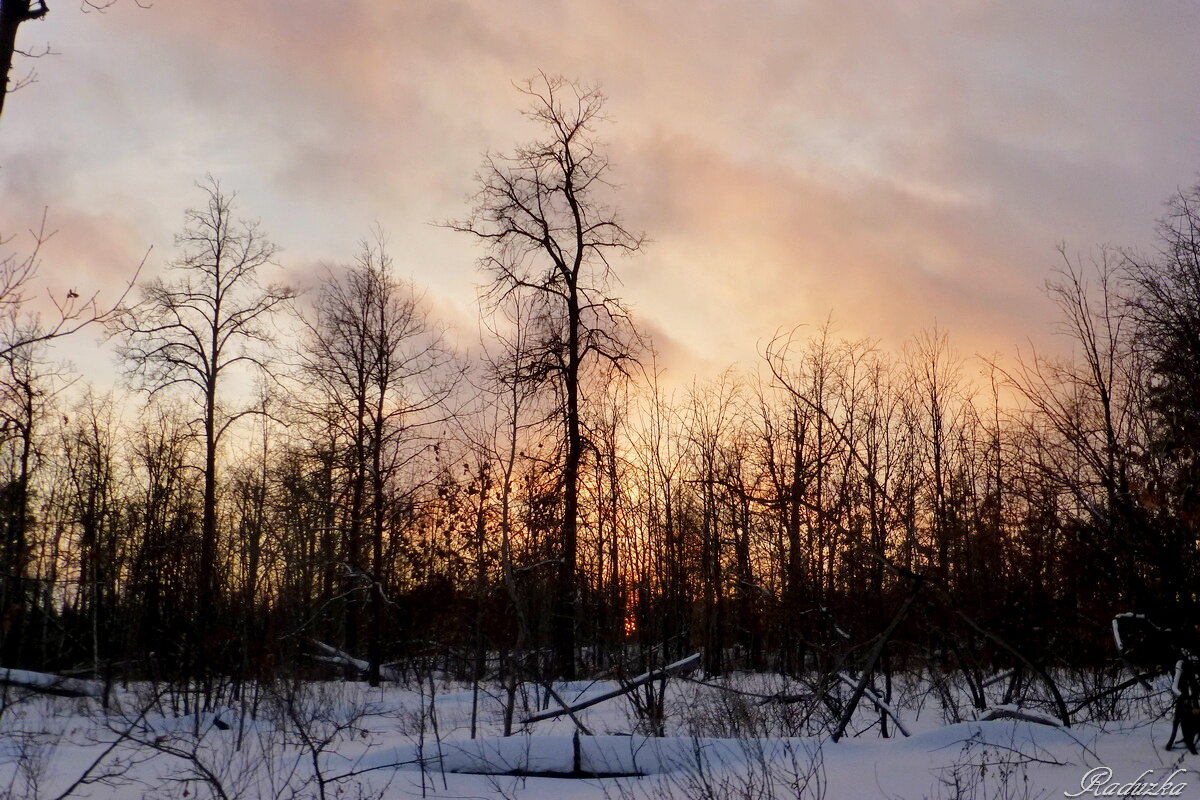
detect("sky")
[2,0,1199,386]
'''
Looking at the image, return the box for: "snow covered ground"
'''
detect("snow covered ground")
[0,670,1196,799]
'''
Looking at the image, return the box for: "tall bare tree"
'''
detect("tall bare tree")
[296,235,454,685]
[451,74,644,678]
[113,179,293,660]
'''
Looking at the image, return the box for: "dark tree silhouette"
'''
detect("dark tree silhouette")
[295,234,455,686]
[0,0,48,122]
[112,178,293,658]
[450,74,644,679]
[1124,184,1200,624]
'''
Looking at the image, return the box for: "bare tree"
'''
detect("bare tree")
[112,178,293,670]
[904,326,969,582]
[997,249,1148,607]
[450,73,644,678]
[295,234,454,686]
[465,291,545,731]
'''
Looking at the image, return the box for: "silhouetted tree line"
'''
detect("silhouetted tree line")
[0,78,1197,698]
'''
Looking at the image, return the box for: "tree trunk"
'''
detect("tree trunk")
[200,395,218,625]
[345,398,367,680]
[556,290,581,680]
[0,1,47,124]
[367,410,385,687]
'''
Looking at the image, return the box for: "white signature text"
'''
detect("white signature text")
[1064,767,1188,798]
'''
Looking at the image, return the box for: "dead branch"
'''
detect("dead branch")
[520,652,701,724]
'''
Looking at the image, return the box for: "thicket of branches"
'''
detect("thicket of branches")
[0,77,1196,697]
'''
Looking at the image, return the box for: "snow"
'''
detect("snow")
[1,670,1197,799]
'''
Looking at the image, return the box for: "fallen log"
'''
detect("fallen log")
[0,667,101,698]
[977,706,1061,727]
[311,640,402,682]
[520,653,701,724]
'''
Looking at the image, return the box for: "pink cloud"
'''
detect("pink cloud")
[2,0,1198,384]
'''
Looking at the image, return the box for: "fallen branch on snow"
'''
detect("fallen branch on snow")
[310,640,402,682]
[834,671,910,737]
[520,653,702,724]
[0,667,102,698]
[977,706,1061,726]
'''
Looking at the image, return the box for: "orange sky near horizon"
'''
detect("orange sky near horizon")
[3,1,1199,389]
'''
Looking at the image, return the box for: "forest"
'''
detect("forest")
[0,71,1195,701]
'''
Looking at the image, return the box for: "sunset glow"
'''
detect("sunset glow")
[4,2,1199,376]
